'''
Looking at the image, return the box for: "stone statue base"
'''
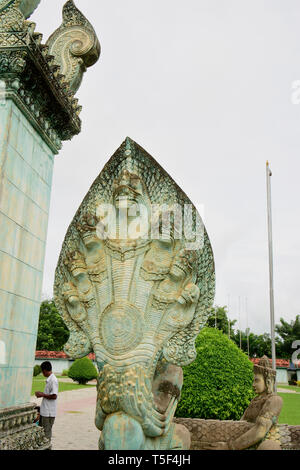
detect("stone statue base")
[174,418,300,450]
[0,403,50,450]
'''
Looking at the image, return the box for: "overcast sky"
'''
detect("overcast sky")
[33,0,300,335]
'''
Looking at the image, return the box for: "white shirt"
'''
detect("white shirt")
[40,373,58,418]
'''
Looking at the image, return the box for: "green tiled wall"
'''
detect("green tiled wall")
[0,100,55,407]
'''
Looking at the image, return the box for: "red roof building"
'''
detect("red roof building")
[35,350,96,361]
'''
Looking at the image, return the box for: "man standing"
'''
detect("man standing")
[35,361,58,444]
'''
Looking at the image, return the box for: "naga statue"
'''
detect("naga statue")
[54,138,215,450]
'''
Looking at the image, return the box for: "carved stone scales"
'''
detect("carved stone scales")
[54,138,216,450]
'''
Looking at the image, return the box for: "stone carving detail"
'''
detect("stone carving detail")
[46,0,100,94]
[173,418,298,450]
[0,0,100,151]
[290,426,300,450]
[175,356,292,450]
[0,403,50,451]
[0,49,27,72]
[0,1,41,32]
[0,5,24,32]
[54,137,215,450]
[0,1,41,19]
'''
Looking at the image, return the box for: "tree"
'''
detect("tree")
[206,306,237,339]
[36,300,69,351]
[275,315,300,359]
[207,306,299,359]
[33,365,41,377]
[232,331,272,358]
[176,328,255,420]
[68,357,98,384]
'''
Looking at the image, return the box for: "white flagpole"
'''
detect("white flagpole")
[246,297,250,357]
[266,162,277,381]
[227,294,231,339]
[238,296,241,349]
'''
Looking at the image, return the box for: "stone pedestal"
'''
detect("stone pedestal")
[0,403,50,450]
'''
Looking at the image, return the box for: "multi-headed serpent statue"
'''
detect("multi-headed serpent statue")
[54,138,215,450]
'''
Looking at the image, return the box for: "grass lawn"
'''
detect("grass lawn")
[278,392,300,425]
[31,376,96,396]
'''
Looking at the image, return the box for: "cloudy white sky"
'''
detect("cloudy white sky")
[33,0,300,335]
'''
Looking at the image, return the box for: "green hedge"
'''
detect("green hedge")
[33,365,41,377]
[68,357,98,385]
[176,327,255,420]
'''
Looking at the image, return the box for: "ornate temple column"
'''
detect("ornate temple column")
[0,0,100,449]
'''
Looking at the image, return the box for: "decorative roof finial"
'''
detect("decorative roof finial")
[46,0,101,94]
[124,137,135,172]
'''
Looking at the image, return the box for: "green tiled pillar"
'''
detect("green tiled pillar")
[0,100,55,407]
[0,0,100,450]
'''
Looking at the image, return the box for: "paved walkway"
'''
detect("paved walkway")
[277,387,300,394]
[31,387,99,450]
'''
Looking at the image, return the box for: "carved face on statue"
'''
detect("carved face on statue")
[157,250,197,301]
[62,282,87,323]
[113,169,147,208]
[111,169,151,242]
[253,356,276,395]
[253,373,266,395]
[77,213,99,248]
[169,249,197,282]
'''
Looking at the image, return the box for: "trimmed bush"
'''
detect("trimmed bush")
[176,327,255,420]
[61,369,69,377]
[33,365,42,377]
[68,357,98,384]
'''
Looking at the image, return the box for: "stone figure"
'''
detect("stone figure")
[199,356,290,450]
[54,137,215,450]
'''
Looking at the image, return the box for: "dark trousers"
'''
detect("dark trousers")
[39,415,55,441]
